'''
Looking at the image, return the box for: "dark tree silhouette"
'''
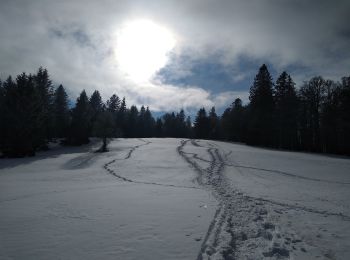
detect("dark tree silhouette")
[126,105,139,138]
[93,110,115,152]
[67,90,92,145]
[1,74,42,156]
[34,67,54,147]
[155,118,163,137]
[247,64,275,146]
[298,76,325,151]
[194,108,210,139]
[208,107,220,139]
[274,72,298,149]
[1,66,350,157]
[53,85,70,138]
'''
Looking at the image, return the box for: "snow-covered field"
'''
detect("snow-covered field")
[1,138,350,259]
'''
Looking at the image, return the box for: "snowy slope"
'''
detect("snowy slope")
[0,139,216,260]
[180,139,350,259]
[1,138,350,259]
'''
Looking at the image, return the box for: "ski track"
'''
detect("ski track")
[103,139,201,190]
[178,139,350,259]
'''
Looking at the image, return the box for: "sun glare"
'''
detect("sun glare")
[115,19,176,83]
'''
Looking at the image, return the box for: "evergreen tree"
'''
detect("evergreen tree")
[185,116,193,138]
[93,109,115,152]
[53,85,70,138]
[155,118,163,137]
[68,90,92,145]
[274,72,298,149]
[209,107,220,139]
[175,109,186,137]
[107,94,120,113]
[194,108,210,139]
[298,76,326,151]
[162,112,177,137]
[90,90,104,118]
[1,74,42,156]
[116,97,127,137]
[221,107,233,140]
[34,67,54,146]
[126,105,139,138]
[144,107,155,137]
[137,106,147,137]
[248,64,275,146]
[231,98,246,142]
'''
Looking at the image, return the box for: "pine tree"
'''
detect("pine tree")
[34,67,54,146]
[248,64,275,146]
[126,105,139,138]
[194,108,210,139]
[107,94,120,113]
[1,74,42,156]
[274,72,298,149]
[90,90,103,117]
[231,98,246,142]
[89,90,104,134]
[175,109,186,137]
[209,107,220,139]
[93,109,115,152]
[138,105,146,137]
[53,85,70,138]
[186,116,192,138]
[68,90,92,145]
[298,76,326,151]
[144,107,155,137]
[155,118,163,137]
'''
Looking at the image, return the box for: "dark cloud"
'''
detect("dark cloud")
[0,0,349,112]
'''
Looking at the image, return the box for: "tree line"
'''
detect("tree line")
[219,64,350,155]
[1,65,349,157]
[0,67,194,156]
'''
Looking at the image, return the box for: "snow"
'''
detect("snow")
[180,139,350,259]
[0,139,216,260]
[1,138,350,259]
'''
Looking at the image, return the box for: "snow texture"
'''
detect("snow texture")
[1,138,350,259]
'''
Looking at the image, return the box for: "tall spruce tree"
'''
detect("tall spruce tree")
[299,76,326,151]
[144,107,155,137]
[107,94,120,113]
[126,105,139,138]
[248,64,275,146]
[89,90,104,134]
[34,67,54,146]
[53,85,70,138]
[116,97,127,137]
[68,90,92,145]
[155,118,163,137]
[209,107,220,139]
[194,108,210,139]
[231,98,246,142]
[93,109,115,152]
[274,72,298,149]
[1,74,42,156]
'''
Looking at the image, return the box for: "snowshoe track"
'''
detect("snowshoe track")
[104,139,200,190]
[178,139,350,259]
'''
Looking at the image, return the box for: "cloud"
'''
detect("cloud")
[0,0,349,113]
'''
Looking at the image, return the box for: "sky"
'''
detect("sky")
[0,0,349,115]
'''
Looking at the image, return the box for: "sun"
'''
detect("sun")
[115,19,176,83]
